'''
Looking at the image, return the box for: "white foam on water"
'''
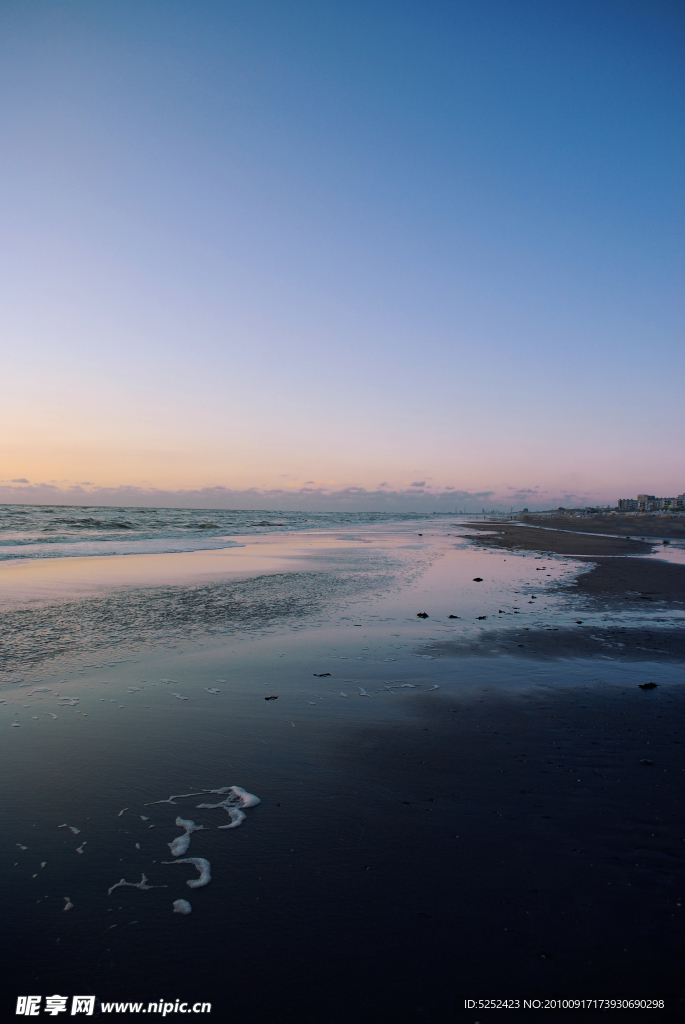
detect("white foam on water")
[69,827,81,834]
[145,791,208,807]
[107,872,166,896]
[217,808,246,830]
[168,817,206,856]
[195,786,260,827]
[205,688,220,694]
[11,722,20,727]
[172,693,189,700]
[46,713,57,719]
[63,897,73,911]
[162,857,211,888]
[117,809,129,817]
[173,899,192,915]
[340,692,348,697]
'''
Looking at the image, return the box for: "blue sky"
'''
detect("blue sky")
[1,0,682,510]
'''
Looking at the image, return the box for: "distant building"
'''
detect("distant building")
[618,493,684,512]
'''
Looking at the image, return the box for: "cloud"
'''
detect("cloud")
[11,478,29,483]
[410,481,426,488]
[0,481,498,513]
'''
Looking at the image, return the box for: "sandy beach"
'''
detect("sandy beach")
[465,521,654,556]
[1,516,683,1021]
[522,514,685,540]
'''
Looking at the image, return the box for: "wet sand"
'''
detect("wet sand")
[572,557,685,603]
[2,520,684,1020]
[465,522,652,556]
[5,680,683,1022]
[522,513,685,539]
[432,624,685,662]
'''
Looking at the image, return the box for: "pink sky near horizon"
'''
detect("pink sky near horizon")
[1,2,682,512]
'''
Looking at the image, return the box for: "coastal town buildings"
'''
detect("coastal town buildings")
[618,494,685,511]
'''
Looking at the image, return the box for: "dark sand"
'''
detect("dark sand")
[465,522,652,556]
[6,684,683,1022]
[431,625,685,662]
[572,557,685,603]
[522,514,685,540]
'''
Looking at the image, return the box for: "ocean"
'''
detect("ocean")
[0,504,444,561]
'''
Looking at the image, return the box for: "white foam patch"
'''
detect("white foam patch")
[162,857,211,888]
[173,899,192,915]
[107,872,166,896]
[145,791,209,807]
[168,817,207,856]
[217,807,246,830]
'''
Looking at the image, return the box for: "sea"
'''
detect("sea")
[0,504,439,561]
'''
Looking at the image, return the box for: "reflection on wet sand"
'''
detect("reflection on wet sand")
[1,518,683,1017]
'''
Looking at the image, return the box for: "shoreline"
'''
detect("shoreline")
[521,512,685,539]
[464,521,653,556]
[465,523,685,607]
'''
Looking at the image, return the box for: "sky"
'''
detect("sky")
[1,0,682,511]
